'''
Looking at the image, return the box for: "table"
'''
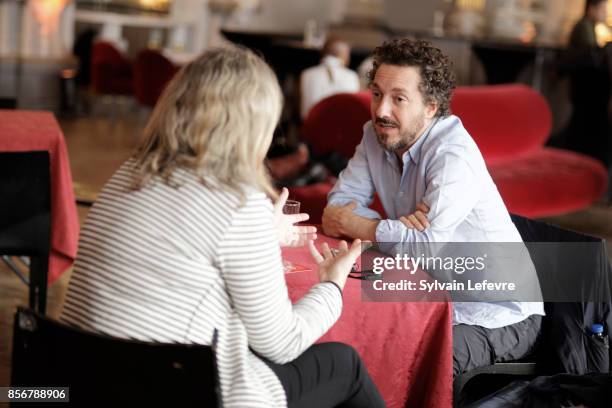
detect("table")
[0,110,79,284]
[282,235,453,408]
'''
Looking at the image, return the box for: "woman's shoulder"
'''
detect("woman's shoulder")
[230,187,274,222]
[103,159,272,214]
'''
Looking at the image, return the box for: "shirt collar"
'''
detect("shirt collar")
[321,55,343,67]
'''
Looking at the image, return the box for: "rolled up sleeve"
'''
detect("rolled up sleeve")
[376,148,480,244]
[328,137,381,219]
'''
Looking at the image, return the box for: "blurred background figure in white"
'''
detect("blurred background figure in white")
[300,37,360,119]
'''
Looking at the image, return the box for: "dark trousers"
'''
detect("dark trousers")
[263,342,385,408]
[453,314,543,376]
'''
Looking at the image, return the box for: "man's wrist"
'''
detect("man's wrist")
[362,218,380,242]
[345,213,379,241]
[332,207,352,237]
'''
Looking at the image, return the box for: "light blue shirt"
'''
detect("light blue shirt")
[328,116,544,328]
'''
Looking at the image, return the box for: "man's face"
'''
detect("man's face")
[370,64,436,153]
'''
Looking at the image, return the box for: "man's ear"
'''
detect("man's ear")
[425,101,438,119]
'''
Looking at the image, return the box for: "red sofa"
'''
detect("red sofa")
[289,85,607,222]
[450,84,607,217]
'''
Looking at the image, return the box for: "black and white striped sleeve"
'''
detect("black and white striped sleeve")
[216,193,342,364]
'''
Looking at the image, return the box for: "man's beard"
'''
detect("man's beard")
[374,114,425,153]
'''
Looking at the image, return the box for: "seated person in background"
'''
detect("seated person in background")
[268,38,360,184]
[266,142,311,181]
[321,39,545,376]
[300,37,360,120]
[60,47,384,408]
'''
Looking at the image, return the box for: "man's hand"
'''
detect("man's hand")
[399,202,430,231]
[273,188,317,247]
[322,202,357,238]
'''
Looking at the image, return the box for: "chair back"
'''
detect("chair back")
[302,91,371,159]
[91,41,133,95]
[510,214,612,374]
[509,213,611,299]
[303,85,552,164]
[455,216,612,404]
[133,49,179,107]
[0,151,50,313]
[450,85,552,163]
[11,307,221,406]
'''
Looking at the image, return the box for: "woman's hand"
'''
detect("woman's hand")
[273,188,317,247]
[308,239,366,290]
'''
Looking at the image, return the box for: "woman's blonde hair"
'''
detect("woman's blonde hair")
[132,46,282,198]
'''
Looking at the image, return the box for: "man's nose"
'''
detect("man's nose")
[374,97,392,119]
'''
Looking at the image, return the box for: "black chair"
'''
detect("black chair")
[11,307,221,407]
[0,151,51,314]
[453,214,612,406]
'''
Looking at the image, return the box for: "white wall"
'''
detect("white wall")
[383,0,584,42]
[21,1,75,58]
[484,0,584,43]
[383,0,445,33]
[224,0,347,34]
[0,2,21,56]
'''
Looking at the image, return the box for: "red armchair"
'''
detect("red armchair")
[289,85,607,223]
[91,41,133,96]
[288,92,383,224]
[302,92,371,160]
[450,84,607,217]
[133,49,179,108]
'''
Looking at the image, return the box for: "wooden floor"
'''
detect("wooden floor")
[1,108,611,396]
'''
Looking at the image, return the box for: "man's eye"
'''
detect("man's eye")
[372,91,381,98]
[396,97,406,103]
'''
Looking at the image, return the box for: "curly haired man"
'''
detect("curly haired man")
[321,39,544,375]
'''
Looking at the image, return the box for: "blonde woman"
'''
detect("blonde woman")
[60,47,384,407]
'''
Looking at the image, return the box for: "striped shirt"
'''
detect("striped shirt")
[61,159,343,407]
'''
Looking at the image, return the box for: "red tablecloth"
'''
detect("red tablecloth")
[283,235,453,408]
[0,110,79,284]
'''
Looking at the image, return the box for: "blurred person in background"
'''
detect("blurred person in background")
[267,38,362,185]
[300,37,361,119]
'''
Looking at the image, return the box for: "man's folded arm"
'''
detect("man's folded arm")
[376,150,481,244]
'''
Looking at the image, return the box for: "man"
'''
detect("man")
[569,0,608,49]
[300,37,360,119]
[322,39,544,375]
[562,0,611,167]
